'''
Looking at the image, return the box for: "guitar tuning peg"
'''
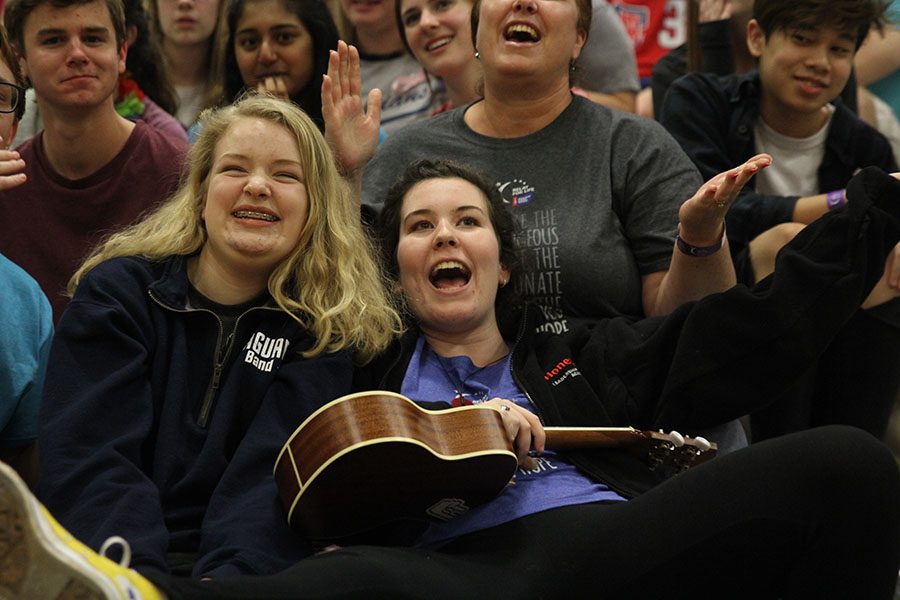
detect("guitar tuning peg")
[692,436,711,452]
[668,430,685,447]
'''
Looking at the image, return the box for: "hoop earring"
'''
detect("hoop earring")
[475,50,480,59]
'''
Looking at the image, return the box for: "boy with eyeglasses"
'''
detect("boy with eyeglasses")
[0,0,188,323]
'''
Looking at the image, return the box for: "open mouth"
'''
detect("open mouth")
[504,23,540,43]
[233,210,279,222]
[429,260,471,289]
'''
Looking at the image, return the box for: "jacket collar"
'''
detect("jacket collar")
[147,255,194,310]
[728,71,761,105]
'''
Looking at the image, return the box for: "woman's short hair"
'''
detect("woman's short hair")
[224,0,339,128]
[73,95,400,360]
[376,158,522,318]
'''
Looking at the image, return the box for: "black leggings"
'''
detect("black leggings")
[152,426,900,599]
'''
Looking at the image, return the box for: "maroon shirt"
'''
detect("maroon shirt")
[1,121,188,322]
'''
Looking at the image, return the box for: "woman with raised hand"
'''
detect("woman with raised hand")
[351,0,900,445]
[362,0,753,329]
[35,95,400,579]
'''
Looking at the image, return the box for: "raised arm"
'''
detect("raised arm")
[322,40,382,202]
[644,153,772,316]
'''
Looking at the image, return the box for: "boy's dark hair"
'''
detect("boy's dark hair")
[753,0,889,49]
[5,0,127,57]
[376,158,522,317]
[0,25,27,121]
[224,0,339,129]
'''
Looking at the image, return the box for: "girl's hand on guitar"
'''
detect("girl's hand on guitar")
[485,398,545,466]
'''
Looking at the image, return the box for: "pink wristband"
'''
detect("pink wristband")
[826,189,846,211]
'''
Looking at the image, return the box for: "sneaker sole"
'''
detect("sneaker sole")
[0,463,121,600]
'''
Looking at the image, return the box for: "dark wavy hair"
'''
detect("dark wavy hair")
[123,0,178,115]
[224,0,339,129]
[376,159,523,321]
[753,0,889,49]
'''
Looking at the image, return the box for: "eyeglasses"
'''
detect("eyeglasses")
[0,82,24,114]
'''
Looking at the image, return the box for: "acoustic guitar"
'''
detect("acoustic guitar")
[274,391,717,543]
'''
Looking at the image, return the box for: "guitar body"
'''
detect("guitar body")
[274,391,718,543]
[274,391,518,542]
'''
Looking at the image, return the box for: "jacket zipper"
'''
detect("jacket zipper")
[198,321,229,428]
[148,289,278,428]
[508,310,539,418]
[508,308,640,499]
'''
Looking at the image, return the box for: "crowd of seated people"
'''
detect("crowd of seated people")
[0,0,898,596]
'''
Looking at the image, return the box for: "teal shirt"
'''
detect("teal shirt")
[0,253,52,448]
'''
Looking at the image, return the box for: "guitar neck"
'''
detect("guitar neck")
[543,426,647,450]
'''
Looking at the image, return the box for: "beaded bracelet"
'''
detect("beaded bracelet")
[826,189,846,211]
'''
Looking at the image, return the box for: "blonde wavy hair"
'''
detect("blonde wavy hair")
[71,95,402,362]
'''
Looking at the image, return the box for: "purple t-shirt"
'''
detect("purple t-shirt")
[401,336,625,549]
[1,121,187,322]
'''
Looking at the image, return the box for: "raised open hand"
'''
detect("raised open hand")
[322,40,382,176]
[677,153,771,247]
